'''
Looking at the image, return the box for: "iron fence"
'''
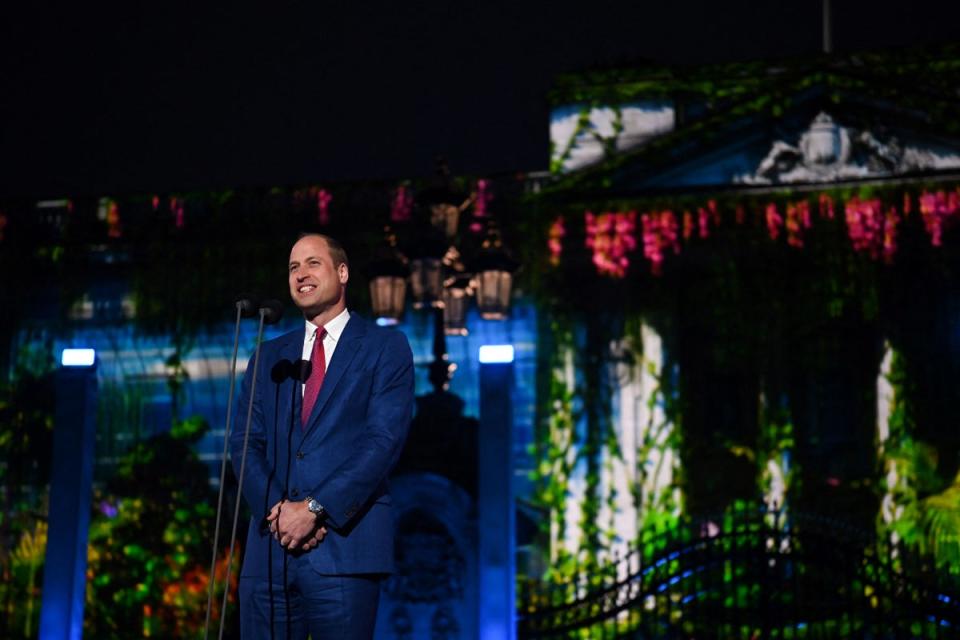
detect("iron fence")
[518,508,960,639]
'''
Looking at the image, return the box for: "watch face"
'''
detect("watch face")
[307,499,321,513]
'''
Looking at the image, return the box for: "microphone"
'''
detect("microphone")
[204,293,262,639]
[259,299,284,325]
[271,359,312,384]
[218,296,284,638]
[234,293,259,319]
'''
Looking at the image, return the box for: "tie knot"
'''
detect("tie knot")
[315,327,327,341]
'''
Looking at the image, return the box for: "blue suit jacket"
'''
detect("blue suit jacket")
[231,313,414,576]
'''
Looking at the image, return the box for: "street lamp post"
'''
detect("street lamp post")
[367,170,518,366]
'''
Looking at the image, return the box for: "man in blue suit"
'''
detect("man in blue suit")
[231,233,414,639]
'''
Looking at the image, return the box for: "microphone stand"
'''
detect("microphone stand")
[203,296,257,640]
[218,300,283,640]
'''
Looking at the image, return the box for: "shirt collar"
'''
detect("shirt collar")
[305,308,350,343]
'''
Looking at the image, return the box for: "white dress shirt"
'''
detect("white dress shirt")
[301,308,350,395]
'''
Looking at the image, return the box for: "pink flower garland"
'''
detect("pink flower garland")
[390,185,414,223]
[818,194,835,220]
[845,197,885,257]
[548,216,565,266]
[585,211,637,278]
[549,188,960,278]
[698,200,720,239]
[883,206,900,263]
[169,197,185,229]
[291,187,333,225]
[316,188,332,226]
[919,189,960,247]
[470,179,493,233]
[766,203,783,241]
[785,201,811,248]
[641,210,680,275]
[106,200,122,238]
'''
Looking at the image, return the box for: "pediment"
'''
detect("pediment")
[544,52,960,197]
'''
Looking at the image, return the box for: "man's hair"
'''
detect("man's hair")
[296,232,349,269]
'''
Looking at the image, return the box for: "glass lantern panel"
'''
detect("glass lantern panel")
[476,270,512,320]
[410,258,443,309]
[443,287,469,336]
[370,276,406,320]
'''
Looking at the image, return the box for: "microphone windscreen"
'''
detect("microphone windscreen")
[293,359,312,382]
[260,299,284,325]
[269,358,311,383]
[234,293,259,319]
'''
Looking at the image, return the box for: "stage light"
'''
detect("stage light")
[61,349,96,367]
[479,345,514,364]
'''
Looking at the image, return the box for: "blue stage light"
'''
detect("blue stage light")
[479,345,514,363]
[375,317,399,327]
[61,349,96,367]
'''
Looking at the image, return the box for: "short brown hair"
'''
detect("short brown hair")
[296,232,349,269]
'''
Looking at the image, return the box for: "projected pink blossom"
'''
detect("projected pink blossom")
[919,189,960,247]
[845,197,885,256]
[548,216,565,266]
[585,210,637,278]
[683,211,694,240]
[765,203,783,241]
[470,179,493,233]
[698,207,710,239]
[785,201,811,248]
[818,193,835,220]
[169,197,185,229]
[316,188,332,225]
[883,207,900,263]
[390,185,414,223]
[641,210,680,275]
[106,201,122,238]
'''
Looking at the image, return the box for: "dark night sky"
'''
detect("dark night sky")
[1,1,958,198]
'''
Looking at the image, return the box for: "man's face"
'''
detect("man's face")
[288,235,348,316]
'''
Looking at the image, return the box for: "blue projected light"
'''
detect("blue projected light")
[61,349,96,367]
[375,317,399,327]
[479,345,514,364]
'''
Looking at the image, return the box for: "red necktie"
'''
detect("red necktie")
[301,328,327,427]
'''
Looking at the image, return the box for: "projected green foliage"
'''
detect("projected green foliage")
[84,415,239,639]
[0,343,55,638]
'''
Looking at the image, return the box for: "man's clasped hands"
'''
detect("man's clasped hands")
[266,500,328,551]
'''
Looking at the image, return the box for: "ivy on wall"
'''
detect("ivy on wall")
[530,313,685,580]
[621,317,683,533]
[877,345,960,575]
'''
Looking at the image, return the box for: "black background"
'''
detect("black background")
[1,1,958,197]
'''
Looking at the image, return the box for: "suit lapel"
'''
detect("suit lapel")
[301,315,366,438]
[276,328,305,426]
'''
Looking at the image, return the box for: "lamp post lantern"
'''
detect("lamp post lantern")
[368,168,518,381]
[367,227,410,324]
[472,225,519,321]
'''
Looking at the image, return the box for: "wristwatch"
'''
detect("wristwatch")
[305,496,326,519]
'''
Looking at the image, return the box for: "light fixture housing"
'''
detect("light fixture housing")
[61,348,96,367]
[471,225,518,320]
[367,228,410,322]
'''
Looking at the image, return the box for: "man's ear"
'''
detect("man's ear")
[339,263,349,284]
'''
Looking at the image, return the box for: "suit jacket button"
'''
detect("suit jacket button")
[290,489,299,497]
[296,451,304,459]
